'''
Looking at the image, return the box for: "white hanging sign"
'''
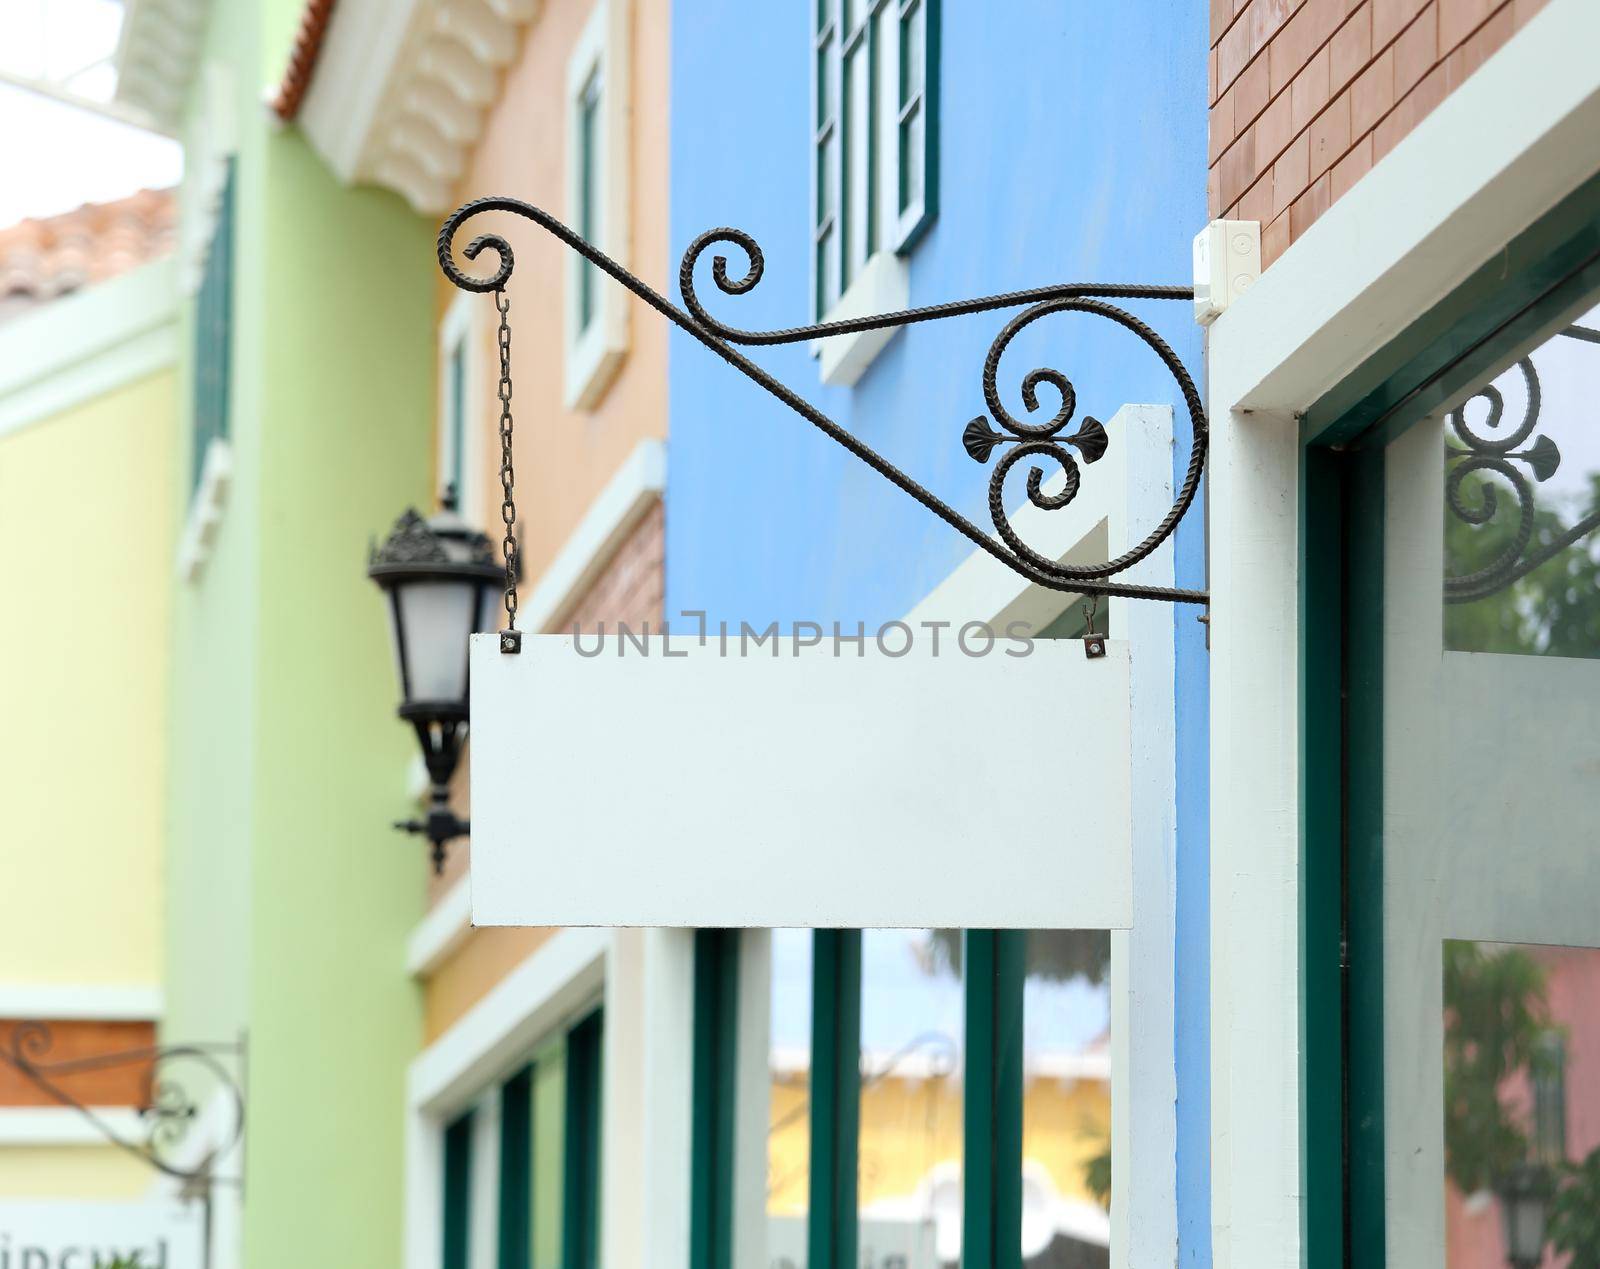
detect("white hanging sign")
[469,631,1133,928]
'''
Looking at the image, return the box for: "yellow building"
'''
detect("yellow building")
[0,194,182,1227]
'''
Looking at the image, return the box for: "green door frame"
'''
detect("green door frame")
[1298,168,1600,1269]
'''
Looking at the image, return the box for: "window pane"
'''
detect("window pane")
[768,929,813,1269]
[1443,302,1600,658]
[857,929,963,1268]
[443,1110,475,1269]
[1443,940,1600,1267]
[1021,930,1112,1266]
[448,341,466,499]
[499,1066,534,1268]
[1370,287,1600,1262]
[576,69,602,334]
[533,1045,567,1269]
[898,1,922,108]
[815,30,832,131]
[563,1011,603,1269]
[843,39,871,283]
[898,105,922,218]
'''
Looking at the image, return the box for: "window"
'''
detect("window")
[563,1010,604,1269]
[697,929,1112,1269]
[437,1010,603,1268]
[691,930,741,1269]
[812,0,938,367]
[192,156,235,491]
[438,292,483,520]
[564,0,630,411]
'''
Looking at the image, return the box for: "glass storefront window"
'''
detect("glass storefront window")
[856,929,964,1269]
[1444,303,1600,658]
[768,928,815,1269]
[1353,289,1600,1266]
[1020,930,1112,1267]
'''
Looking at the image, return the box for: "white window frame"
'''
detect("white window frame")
[1203,3,1600,1265]
[564,0,632,412]
[438,290,484,522]
[723,406,1180,1269]
[811,0,937,387]
[403,928,696,1269]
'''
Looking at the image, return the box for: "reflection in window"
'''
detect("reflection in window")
[769,930,813,1269]
[1443,940,1600,1268]
[1021,930,1112,1267]
[1444,305,1600,658]
[857,929,964,1269]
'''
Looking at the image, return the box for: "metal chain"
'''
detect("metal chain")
[494,290,520,637]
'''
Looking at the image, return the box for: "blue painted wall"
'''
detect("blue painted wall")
[668,3,1209,1262]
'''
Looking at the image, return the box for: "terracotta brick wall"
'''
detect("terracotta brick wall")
[0,1020,156,1106]
[1210,0,1549,267]
[562,499,666,633]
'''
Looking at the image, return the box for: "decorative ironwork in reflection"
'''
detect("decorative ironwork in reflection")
[0,1021,245,1188]
[437,198,1208,604]
[1446,324,1600,604]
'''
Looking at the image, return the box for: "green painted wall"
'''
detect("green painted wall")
[164,1,435,1263]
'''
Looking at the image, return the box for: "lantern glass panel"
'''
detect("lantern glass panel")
[475,582,501,639]
[398,579,476,703]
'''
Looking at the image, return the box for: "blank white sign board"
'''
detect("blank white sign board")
[469,633,1133,928]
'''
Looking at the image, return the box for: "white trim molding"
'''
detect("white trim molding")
[0,1107,149,1147]
[0,983,163,1022]
[404,927,609,1269]
[438,289,486,522]
[297,0,545,216]
[563,0,631,410]
[175,437,235,584]
[1204,3,1600,1266]
[0,259,179,443]
[521,437,665,632]
[112,0,207,134]
[813,250,910,387]
[405,875,473,978]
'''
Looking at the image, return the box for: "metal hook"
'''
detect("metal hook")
[1082,596,1106,659]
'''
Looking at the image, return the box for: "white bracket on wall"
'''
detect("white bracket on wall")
[1192,220,1261,326]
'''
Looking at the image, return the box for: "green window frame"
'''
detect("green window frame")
[1297,168,1600,1269]
[446,338,466,501]
[442,1108,476,1269]
[576,68,603,336]
[439,1010,602,1268]
[692,928,1085,1269]
[498,1064,534,1268]
[811,0,939,319]
[563,1009,604,1269]
[691,930,741,1269]
[192,157,235,491]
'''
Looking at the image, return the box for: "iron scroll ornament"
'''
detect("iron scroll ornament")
[437,197,1208,606]
[0,1020,244,1187]
[1445,324,1600,604]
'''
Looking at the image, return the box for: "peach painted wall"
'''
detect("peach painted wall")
[421,0,669,1040]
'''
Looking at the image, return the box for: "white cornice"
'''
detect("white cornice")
[0,1107,149,1146]
[298,0,542,215]
[0,260,179,443]
[0,983,163,1022]
[405,876,473,978]
[113,0,209,134]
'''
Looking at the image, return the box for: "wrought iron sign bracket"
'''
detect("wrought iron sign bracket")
[438,197,1210,652]
[0,1021,246,1194]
